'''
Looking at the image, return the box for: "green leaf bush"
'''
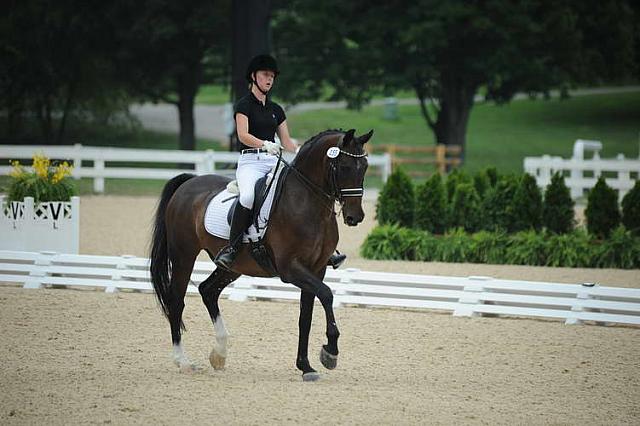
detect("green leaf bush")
[511,174,543,232]
[449,183,481,233]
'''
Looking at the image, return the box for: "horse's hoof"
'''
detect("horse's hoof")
[320,346,338,370]
[179,363,200,374]
[209,350,226,370]
[302,372,321,382]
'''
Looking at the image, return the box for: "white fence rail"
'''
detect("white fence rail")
[0,197,80,253]
[524,140,640,200]
[0,144,392,193]
[1,250,639,327]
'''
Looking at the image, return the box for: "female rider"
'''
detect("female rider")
[214,54,346,270]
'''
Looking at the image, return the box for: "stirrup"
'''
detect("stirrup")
[214,245,237,269]
[328,252,347,269]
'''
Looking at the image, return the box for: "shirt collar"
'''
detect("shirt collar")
[249,91,268,106]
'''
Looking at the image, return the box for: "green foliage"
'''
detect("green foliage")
[621,180,640,235]
[361,226,640,269]
[511,174,543,232]
[504,230,547,266]
[445,169,472,202]
[543,172,575,234]
[415,174,447,234]
[480,175,519,232]
[5,156,75,203]
[592,226,640,269]
[448,183,481,233]
[472,171,490,197]
[585,176,620,238]
[471,231,508,264]
[359,224,417,260]
[435,228,474,263]
[483,167,499,188]
[545,230,593,268]
[376,168,415,227]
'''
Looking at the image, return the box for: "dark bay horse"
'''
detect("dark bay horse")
[149,128,373,381]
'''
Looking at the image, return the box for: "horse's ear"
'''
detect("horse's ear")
[357,129,374,144]
[343,129,356,145]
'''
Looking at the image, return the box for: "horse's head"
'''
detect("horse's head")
[296,128,373,226]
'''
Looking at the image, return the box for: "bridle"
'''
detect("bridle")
[279,145,368,212]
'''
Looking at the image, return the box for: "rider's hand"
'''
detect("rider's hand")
[263,140,282,155]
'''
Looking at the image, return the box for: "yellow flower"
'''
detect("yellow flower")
[52,161,73,184]
[32,153,50,179]
[8,160,25,178]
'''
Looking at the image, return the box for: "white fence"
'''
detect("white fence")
[0,144,392,193]
[1,250,639,327]
[0,197,80,253]
[524,139,640,200]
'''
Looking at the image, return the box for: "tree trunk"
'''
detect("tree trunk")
[433,79,477,164]
[175,66,201,154]
[56,80,77,145]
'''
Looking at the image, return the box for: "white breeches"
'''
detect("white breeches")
[236,152,278,208]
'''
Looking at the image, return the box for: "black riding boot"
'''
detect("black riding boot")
[328,250,347,269]
[214,205,252,270]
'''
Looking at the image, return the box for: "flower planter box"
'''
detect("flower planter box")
[0,196,80,254]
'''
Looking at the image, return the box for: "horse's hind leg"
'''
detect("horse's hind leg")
[198,268,240,370]
[168,253,197,371]
[297,291,320,381]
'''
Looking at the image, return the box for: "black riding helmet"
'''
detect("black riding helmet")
[245,54,279,82]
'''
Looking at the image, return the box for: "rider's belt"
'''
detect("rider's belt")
[241,148,269,154]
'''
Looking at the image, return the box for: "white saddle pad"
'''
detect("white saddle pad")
[204,167,283,242]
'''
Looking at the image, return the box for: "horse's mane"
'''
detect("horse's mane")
[295,129,344,159]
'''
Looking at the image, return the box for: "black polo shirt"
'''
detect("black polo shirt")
[234,92,286,150]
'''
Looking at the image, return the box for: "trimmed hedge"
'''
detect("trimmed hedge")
[360,225,640,269]
[376,168,414,227]
[622,180,640,236]
[585,176,620,238]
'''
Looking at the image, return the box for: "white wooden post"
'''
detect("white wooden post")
[205,149,216,174]
[24,250,56,289]
[72,143,83,180]
[616,153,630,201]
[566,284,598,325]
[453,276,489,317]
[94,159,105,193]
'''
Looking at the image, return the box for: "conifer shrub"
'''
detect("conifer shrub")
[480,175,519,232]
[376,168,414,228]
[445,169,471,202]
[621,180,640,235]
[483,166,499,188]
[415,174,448,234]
[585,176,620,238]
[449,183,481,232]
[543,172,574,234]
[511,173,543,232]
[472,171,490,198]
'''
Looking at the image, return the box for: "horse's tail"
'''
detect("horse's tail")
[150,173,196,321]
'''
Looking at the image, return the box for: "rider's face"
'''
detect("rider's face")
[255,70,275,91]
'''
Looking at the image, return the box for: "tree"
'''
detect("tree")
[271,1,638,159]
[585,176,620,239]
[1,0,120,143]
[511,174,543,232]
[376,168,414,228]
[543,172,574,234]
[621,181,640,235]
[112,0,231,150]
[415,174,447,234]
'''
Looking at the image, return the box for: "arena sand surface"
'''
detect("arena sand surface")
[1,195,639,425]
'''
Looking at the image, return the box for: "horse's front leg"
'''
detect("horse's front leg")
[297,290,320,381]
[282,263,340,378]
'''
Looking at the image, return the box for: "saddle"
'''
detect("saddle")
[223,165,289,274]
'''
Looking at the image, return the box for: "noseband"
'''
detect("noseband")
[328,149,368,202]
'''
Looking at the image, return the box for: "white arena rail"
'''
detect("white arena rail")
[0,144,391,192]
[524,139,640,201]
[1,250,639,327]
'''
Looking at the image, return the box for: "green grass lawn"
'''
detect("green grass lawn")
[288,91,640,174]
